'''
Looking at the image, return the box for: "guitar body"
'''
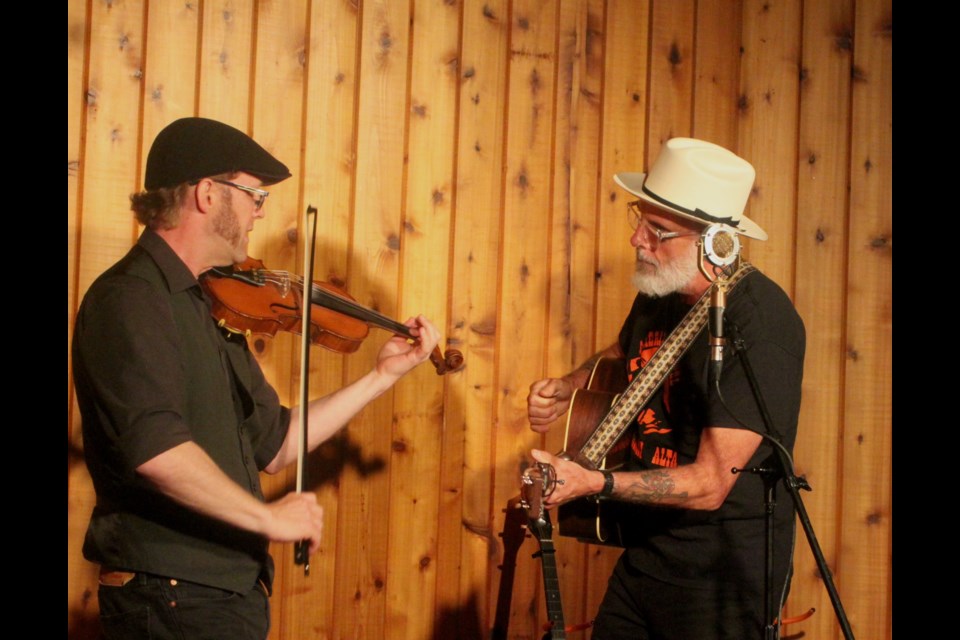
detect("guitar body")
[557,357,633,546]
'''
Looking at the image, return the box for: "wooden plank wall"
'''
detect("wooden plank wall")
[67,1,893,638]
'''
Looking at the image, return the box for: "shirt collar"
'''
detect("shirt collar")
[137,228,201,295]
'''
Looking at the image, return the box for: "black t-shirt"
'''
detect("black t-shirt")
[613,268,805,593]
[72,229,290,593]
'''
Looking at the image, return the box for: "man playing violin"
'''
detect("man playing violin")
[72,117,441,639]
[526,139,805,639]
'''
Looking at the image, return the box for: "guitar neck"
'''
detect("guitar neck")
[536,536,567,639]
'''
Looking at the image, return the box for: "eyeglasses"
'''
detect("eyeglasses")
[627,200,699,249]
[212,179,270,211]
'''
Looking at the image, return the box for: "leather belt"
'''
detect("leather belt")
[98,567,136,587]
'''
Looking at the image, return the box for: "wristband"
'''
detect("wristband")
[598,469,615,499]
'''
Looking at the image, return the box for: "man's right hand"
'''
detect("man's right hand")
[264,492,325,555]
[527,378,575,432]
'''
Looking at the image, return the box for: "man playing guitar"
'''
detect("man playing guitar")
[526,138,805,640]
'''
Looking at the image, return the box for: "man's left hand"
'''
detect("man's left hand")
[530,449,605,508]
[375,314,441,378]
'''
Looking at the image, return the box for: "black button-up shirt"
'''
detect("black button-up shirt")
[73,229,290,593]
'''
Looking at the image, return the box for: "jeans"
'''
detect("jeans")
[98,571,270,640]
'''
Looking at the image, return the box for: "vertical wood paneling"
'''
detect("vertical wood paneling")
[197,0,255,126]
[331,1,410,637]
[840,0,892,637]
[547,0,604,631]
[443,1,510,636]
[67,2,894,638]
[67,4,92,636]
[646,0,695,151]
[384,1,460,638]
[737,0,801,285]
[493,1,559,636]
[141,1,199,145]
[285,2,361,638]
[692,0,742,148]
[789,1,853,637]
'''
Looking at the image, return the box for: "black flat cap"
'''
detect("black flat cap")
[144,117,292,190]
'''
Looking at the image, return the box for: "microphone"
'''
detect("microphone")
[702,223,740,268]
[708,280,727,389]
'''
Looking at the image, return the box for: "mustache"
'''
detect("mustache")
[635,251,658,268]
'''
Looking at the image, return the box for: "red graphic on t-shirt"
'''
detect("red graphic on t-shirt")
[627,331,673,436]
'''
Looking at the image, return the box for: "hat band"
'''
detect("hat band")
[641,184,739,228]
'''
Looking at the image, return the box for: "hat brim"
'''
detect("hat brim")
[614,172,768,240]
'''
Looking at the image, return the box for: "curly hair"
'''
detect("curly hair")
[129,183,190,230]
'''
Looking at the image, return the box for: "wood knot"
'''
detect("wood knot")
[419,556,432,570]
[834,29,853,51]
[632,92,640,102]
[869,235,890,250]
[864,158,873,172]
[857,433,865,444]
[851,65,867,82]
[529,68,541,93]
[482,5,497,21]
[374,577,385,590]
[519,262,530,283]
[432,189,444,205]
[846,346,858,361]
[737,94,749,113]
[379,31,392,52]
[463,66,476,79]
[799,66,809,82]
[807,153,817,165]
[471,93,480,105]
[151,86,163,101]
[118,33,129,51]
[387,233,401,251]
[518,16,530,30]
[815,228,825,243]
[412,103,427,117]
[391,440,407,453]
[866,511,882,525]
[474,140,481,153]
[668,42,682,68]
[334,71,345,84]
[286,228,299,244]
[219,50,228,66]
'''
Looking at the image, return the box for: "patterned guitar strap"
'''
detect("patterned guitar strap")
[571,261,756,469]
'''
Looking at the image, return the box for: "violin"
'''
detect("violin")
[199,258,463,375]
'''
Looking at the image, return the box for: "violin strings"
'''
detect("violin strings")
[254,268,412,336]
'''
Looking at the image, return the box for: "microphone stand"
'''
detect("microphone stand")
[725,320,855,640]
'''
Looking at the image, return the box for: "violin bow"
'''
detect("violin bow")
[294,205,319,574]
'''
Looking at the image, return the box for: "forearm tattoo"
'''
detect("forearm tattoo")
[616,470,689,504]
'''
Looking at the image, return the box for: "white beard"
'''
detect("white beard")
[631,240,701,298]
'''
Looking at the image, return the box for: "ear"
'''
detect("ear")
[193,178,217,214]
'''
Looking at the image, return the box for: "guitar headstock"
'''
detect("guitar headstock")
[520,462,555,540]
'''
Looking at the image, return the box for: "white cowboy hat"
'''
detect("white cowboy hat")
[614,137,767,240]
